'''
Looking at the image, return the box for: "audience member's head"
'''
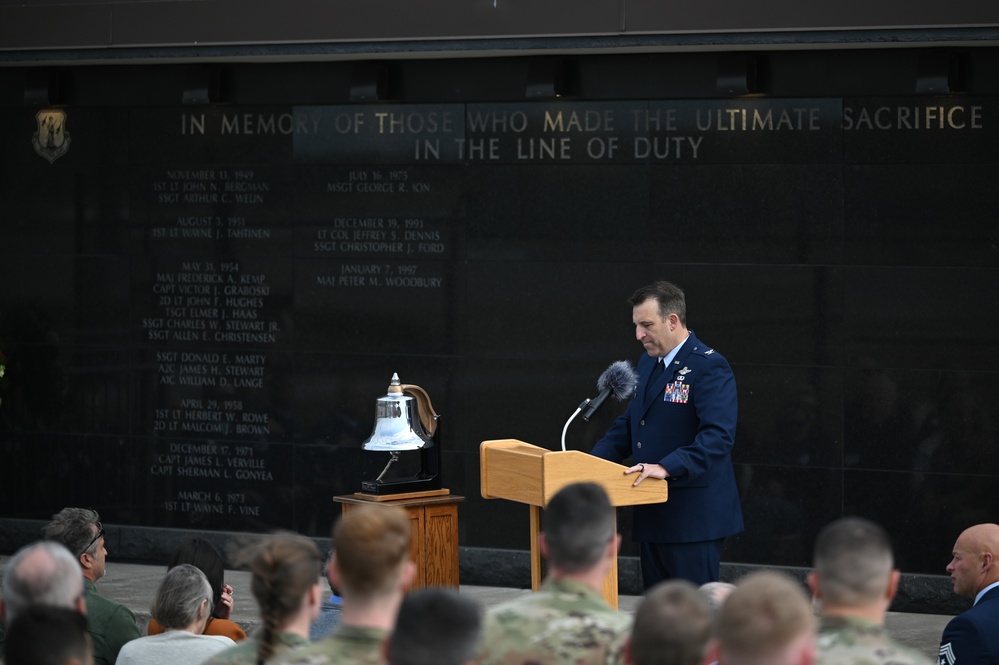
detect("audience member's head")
[626,580,713,665]
[168,538,228,618]
[715,571,815,665]
[698,581,735,615]
[946,523,999,600]
[808,517,896,613]
[387,588,482,665]
[0,541,85,626]
[5,604,93,665]
[246,533,324,662]
[150,563,215,632]
[42,508,106,582]
[330,504,413,601]
[542,482,618,578]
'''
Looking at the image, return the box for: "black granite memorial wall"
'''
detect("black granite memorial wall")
[1,50,998,578]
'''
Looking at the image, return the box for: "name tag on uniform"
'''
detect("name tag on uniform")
[664,382,690,403]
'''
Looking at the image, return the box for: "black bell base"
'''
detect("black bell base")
[360,473,443,495]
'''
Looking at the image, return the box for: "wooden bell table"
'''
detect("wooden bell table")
[333,489,464,589]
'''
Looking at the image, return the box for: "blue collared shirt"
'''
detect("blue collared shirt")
[974,581,999,605]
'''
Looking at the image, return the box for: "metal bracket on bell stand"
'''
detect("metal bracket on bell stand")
[360,421,442,494]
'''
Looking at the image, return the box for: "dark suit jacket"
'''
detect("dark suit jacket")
[590,331,744,543]
[938,586,999,665]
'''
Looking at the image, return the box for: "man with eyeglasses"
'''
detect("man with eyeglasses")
[43,507,140,665]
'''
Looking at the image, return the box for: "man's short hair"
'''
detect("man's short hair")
[813,517,894,606]
[43,508,101,559]
[5,605,92,665]
[543,482,615,573]
[2,541,83,624]
[388,588,482,665]
[630,580,713,665]
[150,563,214,629]
[629,281,687,326]
[716,571,814,665]
[332,504,410,597]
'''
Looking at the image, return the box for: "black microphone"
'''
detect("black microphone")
[581,360,638,421]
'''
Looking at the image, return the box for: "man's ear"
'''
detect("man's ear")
[539,533,549,560]
[704,639,721,665]
[308,582,321,607]
[400,561,416,591]
[981,551,994,573]
[885,569,900,601]
[605,534,622,563]
[0,597,7,624]
[329,556,344,592]
[806,571,821,599]
[620,635,634,665]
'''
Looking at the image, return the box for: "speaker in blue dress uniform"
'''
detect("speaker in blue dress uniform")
[590,280,744,589]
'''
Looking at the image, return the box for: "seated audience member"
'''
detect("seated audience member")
[273,504,414,665]
[115,564,234,665]
[808,517,931,665]
[477,482,630,665]
[623,580,714,665]
[202,533,324,665]
[387,588,481,665]
[1,541,86,626]
[697,581,735,615]
[713,571,815,665]
[43,508,140,665]
[147,538,246,641]
[5,605,93,665]
[938,523,999,665]
[309,553,342,641]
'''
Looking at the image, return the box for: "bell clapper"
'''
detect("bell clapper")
[374,451,401,482]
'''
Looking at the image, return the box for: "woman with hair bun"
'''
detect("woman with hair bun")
[201,533,323,665]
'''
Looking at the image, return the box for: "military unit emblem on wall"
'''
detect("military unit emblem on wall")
[32,109,71,163]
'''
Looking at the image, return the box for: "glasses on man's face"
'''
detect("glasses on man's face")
[80,522,105,557]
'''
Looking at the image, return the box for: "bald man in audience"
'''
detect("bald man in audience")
[1,541,86,624]
[713,571,815,665]
[938,523,999,665]
[0,541,87,661]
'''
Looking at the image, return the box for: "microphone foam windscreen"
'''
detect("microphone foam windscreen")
[597,360,638,400]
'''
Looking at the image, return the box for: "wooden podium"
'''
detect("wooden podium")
[480,439,667,608]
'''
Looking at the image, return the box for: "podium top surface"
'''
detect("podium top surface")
[479,439,667,508]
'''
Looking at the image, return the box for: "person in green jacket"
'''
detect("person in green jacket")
[44,507,141,665]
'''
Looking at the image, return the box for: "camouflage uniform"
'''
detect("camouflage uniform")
[270,624,387,665]
[201,631,310,665]
[816,615,933,665]
[477,578,631,665]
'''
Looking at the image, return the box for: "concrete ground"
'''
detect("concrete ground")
[1,558,951,663]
